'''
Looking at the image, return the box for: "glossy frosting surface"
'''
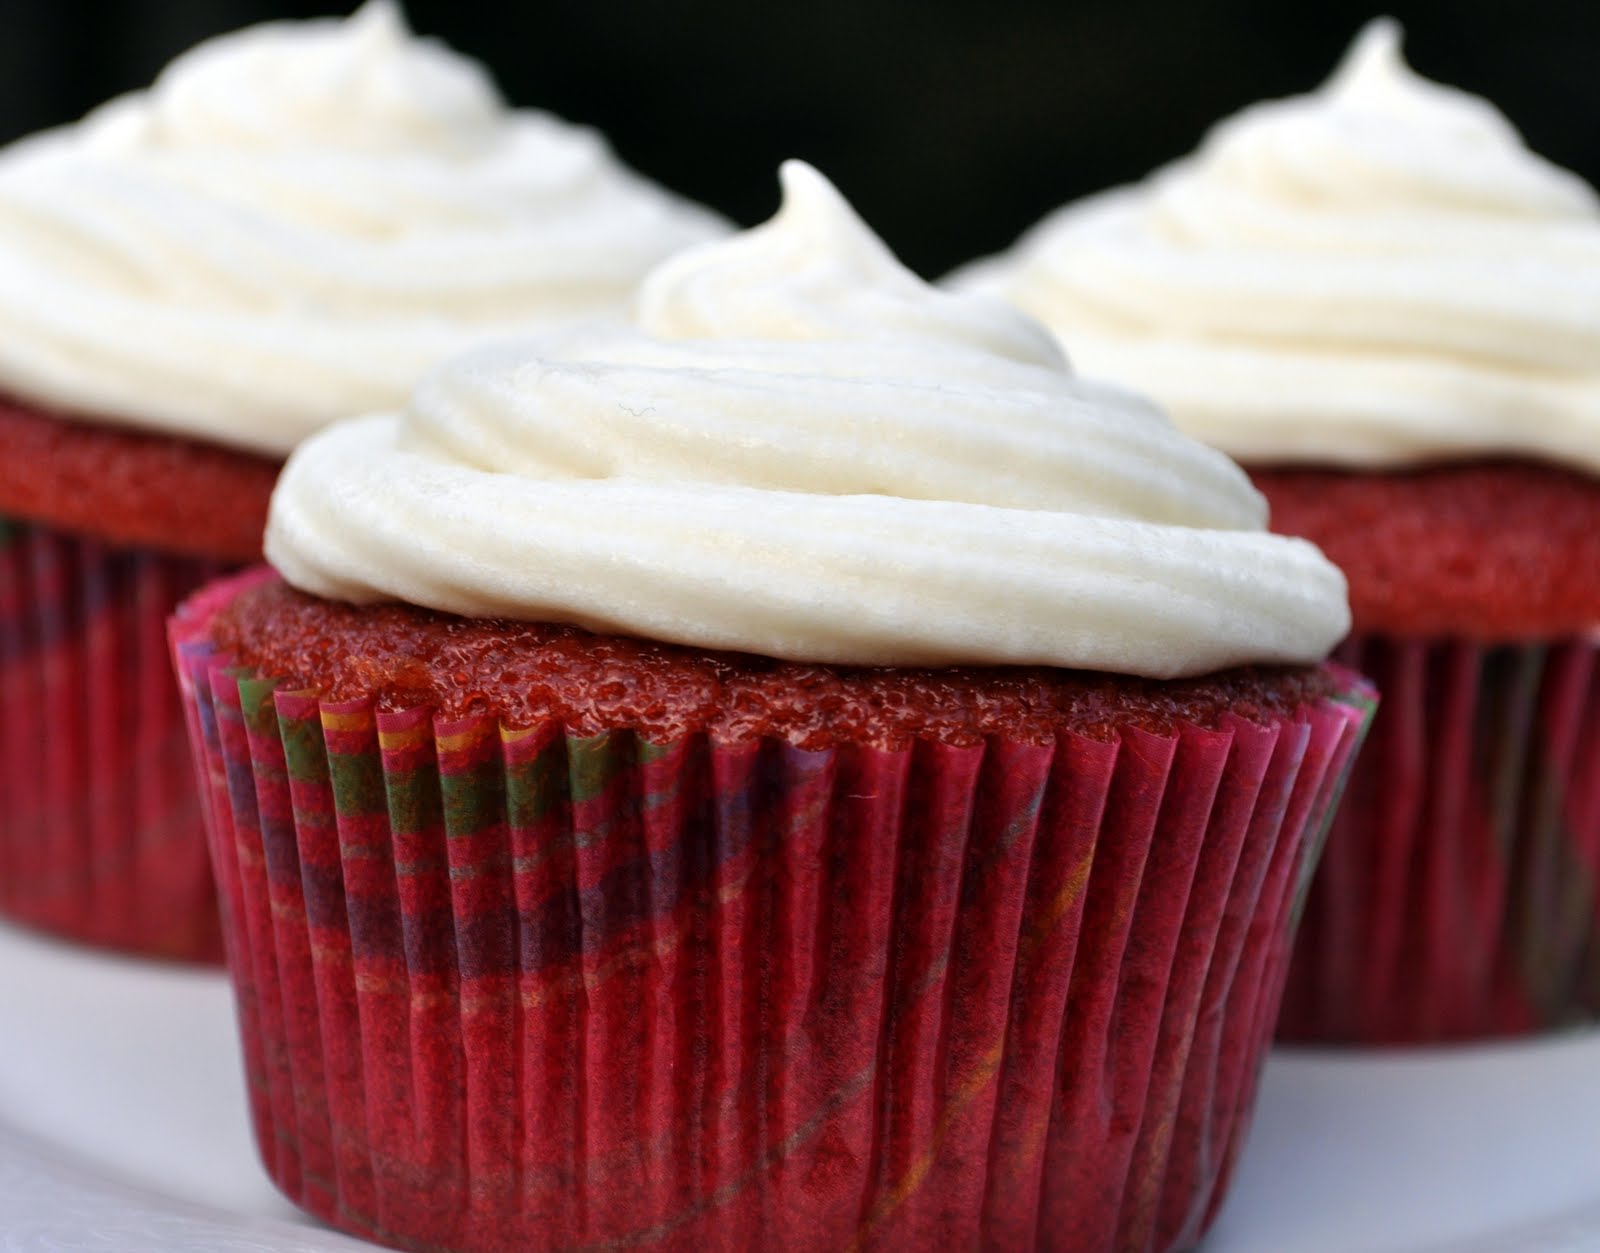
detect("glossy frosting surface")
[267,162,1350,676]
[956,20,1600,473]
[0,1,722,454]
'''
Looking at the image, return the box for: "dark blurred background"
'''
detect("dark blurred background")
[1,1,1595,276]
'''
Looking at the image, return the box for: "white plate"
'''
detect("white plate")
[0,920,1597,1252]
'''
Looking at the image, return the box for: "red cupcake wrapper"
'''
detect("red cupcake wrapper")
[172,572,1372,1253]
[1280,634,1600,1045]
[0,516,228,960]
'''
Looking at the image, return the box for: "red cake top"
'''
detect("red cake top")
[0,395,278,562]
[207,579,1335,750]
[1254,460,1600,638]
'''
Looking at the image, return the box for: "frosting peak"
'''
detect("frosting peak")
[1324,19,1566,183]
[0,4,724,455]
[132,1,502,156]
[955,20,1600,473]
[266,163,1349,677]
[639,161,1065,370]
[1325,18,1466,113]
[1233,18,1597,219]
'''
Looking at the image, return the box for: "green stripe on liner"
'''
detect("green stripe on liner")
[238,677,282,739]
[281,713,332,788]
[638,739,676,765]
[569,731,626,804]
[506,742,566,828]
[384,756,443,838]
[443,758,504,837]
[329,748,387,820]
[0,518,13,549]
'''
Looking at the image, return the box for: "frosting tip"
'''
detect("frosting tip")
[776,159,841,211]
[1327,16,1408,96]
[349,0,409,38]
[772,159,884,256]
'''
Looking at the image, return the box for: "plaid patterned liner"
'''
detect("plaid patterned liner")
[173,571,1372,1253]
[1280,635,1600,1044]
[0,516,227,960]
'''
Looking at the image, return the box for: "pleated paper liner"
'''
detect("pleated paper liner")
[172,576,1373,1253]
[0,516,228,960]
[1280,634,1600,1045]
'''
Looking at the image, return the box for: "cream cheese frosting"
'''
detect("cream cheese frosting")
[265,161,1348,677]
[953,20,1600,474]
[0,1,723,455]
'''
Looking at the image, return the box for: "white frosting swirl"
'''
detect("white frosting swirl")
[954,20,1600,473]
[0,1,722,455]
[265,162,1347,677]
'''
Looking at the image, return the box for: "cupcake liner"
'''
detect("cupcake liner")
[172,575,1372,1253]
[0,515,228,960]
[1279,634,1600,1044]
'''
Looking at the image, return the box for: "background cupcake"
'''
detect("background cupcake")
[173,162,1369,1252]
[953,20,1600,1043]
[8,3,1590,287]
[0,0,723,961]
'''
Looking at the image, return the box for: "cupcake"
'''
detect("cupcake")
[952,20,1600,1043]
[0,1,722,960]
[172,162,1368,1252]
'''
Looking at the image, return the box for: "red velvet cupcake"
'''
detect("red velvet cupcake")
[173,164,1368,1252]
[0,3,720,959]
[0,401,276,959]
[1262,463,1600,1042]
[954,22,1600,1043]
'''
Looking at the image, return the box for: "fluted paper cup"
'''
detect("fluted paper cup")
[0,516,226,960]
[1280,633,1600,1044]
[173,571,1372,1253]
